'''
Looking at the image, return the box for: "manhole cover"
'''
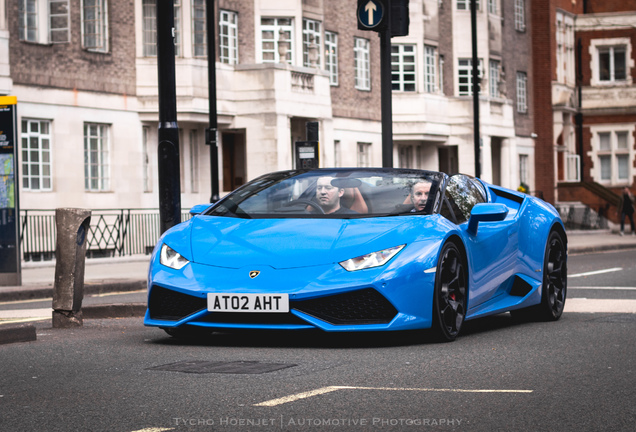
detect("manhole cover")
[147,360,296,374]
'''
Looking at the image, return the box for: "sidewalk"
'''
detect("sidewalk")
[1,230,635,344]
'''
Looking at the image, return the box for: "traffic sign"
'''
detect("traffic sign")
[357,0,385,30]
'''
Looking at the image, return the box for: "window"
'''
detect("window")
[556,12,574,85]
[261,18,293,64]
[489,59,500,98]
[21,119,52,191]
[457,0,479,10]
[334,140,341,167]
[514,0,525,31]
[357,142,372,167]
[399,146,414,168]
[84,123,110,191]
[325,31,338,85]
[599,46,627,83]
[18,0,70,44]
[192,0,206,58]
[439,55,445,95]
[594,129,633,185]
[82,0,108,52]
[142,0,181,57]
[519,154,528,187]
[458,58,482,96]
[142,126,152,193]
[354,37,371,91]
[443,174,486,224]
[142,0,156,57]
[391,45,416,92]
[424,46,437,93]
[303,19,322,68]
[219,10,238,63]
[189,130,199,193]
[516,72,528,113]
[487,0,497,14]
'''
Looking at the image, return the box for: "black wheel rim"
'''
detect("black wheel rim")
[438,245,467,338]
[545,235,567,316]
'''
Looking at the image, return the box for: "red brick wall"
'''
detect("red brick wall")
[532,0,556,204]
[584,0,636,14]
[8,0,136,95]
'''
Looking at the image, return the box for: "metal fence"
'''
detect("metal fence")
[20,209,192,262]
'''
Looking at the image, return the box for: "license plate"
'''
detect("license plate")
[207,293,289,313]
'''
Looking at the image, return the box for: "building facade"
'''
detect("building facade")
[2,0,535,215]
[532,0,636,223]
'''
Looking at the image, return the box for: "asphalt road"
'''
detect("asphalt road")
[1,250,635,432]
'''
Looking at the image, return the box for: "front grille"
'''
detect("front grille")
[148,285,207,321]
[293,288,397,325]
[200,312,307,326]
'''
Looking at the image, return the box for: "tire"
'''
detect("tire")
[538,230,567,320]
[432,241,468,342]
[511,230,567,322]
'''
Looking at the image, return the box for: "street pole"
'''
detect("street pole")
[206,0,220,202]
[380,7,393,168]
[156,0,181,234]
[470,0,481,178]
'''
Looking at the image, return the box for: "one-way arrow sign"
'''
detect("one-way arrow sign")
[357,0,385,30]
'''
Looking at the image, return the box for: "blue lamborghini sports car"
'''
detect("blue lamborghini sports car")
[144,168,567,341]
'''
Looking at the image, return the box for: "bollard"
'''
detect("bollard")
[52,208,91,328]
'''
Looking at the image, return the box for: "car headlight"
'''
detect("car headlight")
[339,245,405,272]
[160,244,189,270]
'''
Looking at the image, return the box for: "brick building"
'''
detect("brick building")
[2,0,534,215]
[532,0,636,226]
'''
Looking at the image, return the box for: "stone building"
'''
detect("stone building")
[2,0,534,214]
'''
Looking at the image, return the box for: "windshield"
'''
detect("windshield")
[206,169,445,219]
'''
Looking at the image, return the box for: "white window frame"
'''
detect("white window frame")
[514,0,526,31]
[81,0,109,53]
[457,58,482,96]
[18,0,70,44]
[391,44,416,92]
[590,38,632,86]
[424,45,437,93]
[516,71,528,113]
[325,31,338,86]
[487,0,497,14]
[142,126,152,193]
[84,123,110,192]
[357,142,372,167]
[219,10,239,64]
[142,0,157,57]
[556,12,575,85]
[591,126,634,186]
[457,0,480,11]
[192,0,206,58]
[489,59,500,98]
[260,18,294,64]
[142,0,181,57]
[303,19,322,68]
[354,37,371,91]
[21,119,53,192]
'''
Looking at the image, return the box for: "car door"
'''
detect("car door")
[442,175,519,309]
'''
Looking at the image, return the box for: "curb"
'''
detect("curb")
[82,303,146,319]
[568,243,636,255]
[0,279,146,303]
[0,324,37,345]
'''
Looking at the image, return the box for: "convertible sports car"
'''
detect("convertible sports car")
[144,168,567,341]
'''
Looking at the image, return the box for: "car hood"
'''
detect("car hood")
[187,216,424,269]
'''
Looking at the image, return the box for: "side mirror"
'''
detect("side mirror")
[467,203,508,235]
[189,204,211,215]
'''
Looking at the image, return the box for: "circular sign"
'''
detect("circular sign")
[358,0,384,29]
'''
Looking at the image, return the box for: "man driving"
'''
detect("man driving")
[316,177,357,214]
[410,180,431,212]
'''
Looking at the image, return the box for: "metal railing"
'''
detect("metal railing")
[20,209,192,262]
